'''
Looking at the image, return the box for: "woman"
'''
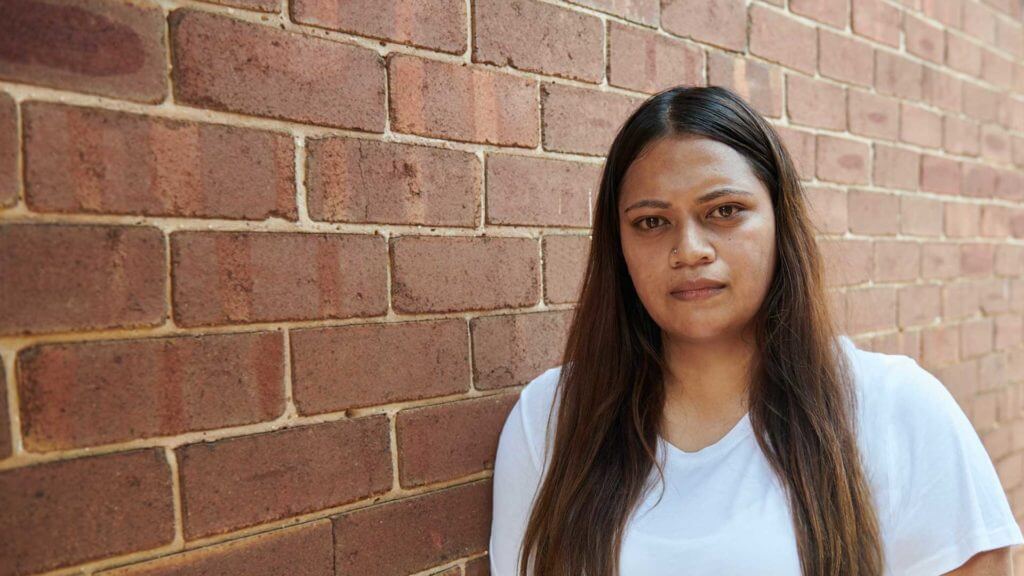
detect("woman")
[488,86,1023,575]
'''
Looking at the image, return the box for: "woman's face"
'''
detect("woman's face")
[618,135,777,345]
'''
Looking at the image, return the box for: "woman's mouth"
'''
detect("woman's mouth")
[670,286,726,301]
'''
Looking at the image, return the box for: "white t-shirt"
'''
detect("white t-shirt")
[489,335,1024,575]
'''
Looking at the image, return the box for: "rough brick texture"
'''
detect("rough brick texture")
[5,0,1024,573]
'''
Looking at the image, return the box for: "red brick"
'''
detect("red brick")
[805,185,847,234]
[178,416,392,539]
[486,154,596,227]
[900,103,943,149]
[471,310,572,390]
[171,10,384,130]
[962,243,996,277]
[466,555,489,576]
[982,204,1012,238]
[947,33,983,77]
[200,0,280,12]
[0,364,9,460]
[962,317,995,359]
[964,2,998,44]
[995,245,1024,277]
[0,93,15,207]
[541,83,642,156]
[24,102,296,220]
[996,169,1023,203]
[290,319,470,415]
[17,331,285,451]
[982,49,1015,90]
[901,194,943,236]
[944,202,980,237]
[171,231,386,327]
[818,29,873,88]
[963,82,1001,124]
[873,144,919,190]
[473,0,603,83]
[0,449,174,574]
[707,52,782,119]
[905,13,944,63]
[0,224,166,336]
[852,0,901,47]
[920,154,961,195]
[846,287,897,333]
[875,51,923,100]
[922,242,961,279]
[332,480,490,576]
[923,67,963,113]
[898,284,942,327]
[923,0,962,28]
[995,315,1023,351]
[0,0,166,102]
[389,54,538,147]
[981,124,1012,165]
[786,74,846,131]
[750,4,817,75]
[397,393,518,487]
[566,0,658,26]
[816,135,869,185]
[775,126,815,181]
[996,18,1024,58]
[609,22,703,94]
[848,188,898,235]
[305,137,479,227]
[100,521,333,576]
[791,0,848,28]
[944,116,980,156]
[544,234,590,304]
[391,235,539,313]
[291,0,466,53]
[875,240,921,282]
[849,89,899,140]
[820,239,873,287]
[962,162,998,199]
[662,0,746,52]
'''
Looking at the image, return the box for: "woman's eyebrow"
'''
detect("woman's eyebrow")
[621,188,754,214]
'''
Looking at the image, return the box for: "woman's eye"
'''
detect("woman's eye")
[634,216,667,230]
[711,204,744,219]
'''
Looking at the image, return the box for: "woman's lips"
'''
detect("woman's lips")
[670,286,726,301]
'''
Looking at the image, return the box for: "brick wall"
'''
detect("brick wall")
[0,0,1023,574]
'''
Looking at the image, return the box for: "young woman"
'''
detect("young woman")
[488,86,1023,575]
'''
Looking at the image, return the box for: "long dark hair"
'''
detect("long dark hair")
[518,86,884,575]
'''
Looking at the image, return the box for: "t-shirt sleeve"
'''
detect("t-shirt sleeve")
[489,372,554,576]
[883,355,1024,575]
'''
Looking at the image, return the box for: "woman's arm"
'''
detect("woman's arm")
[945,546,1013,575]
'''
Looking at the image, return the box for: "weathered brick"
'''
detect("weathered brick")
[962,243,996,277]
[982,204,1012,238]
[543,234,590,304]
[875,51,923,101]
[923,0,962,28]
[818,29,873,88]
[995,169,1023,203]
[0,364,9,460]
[898,284,942,328]
[848,188,899,235]
[565,0,658,26]
[466,555,489,576]
[905,13,945,64]
[200,0,281,13]
[846,286,897,333]
[389,54,538,147]
[397,393,518,487]
[923,67,963,113]
[852,0,901,47]
[99,521,333,576]
[791,0,849,28]
[0,0,167,102]
[390,236,540,313]
[541,83,642,156]
[964,1,998,44]
[962,162,998,199]
[177,416,392,539]
[291,0,466,53]
[0,449,174,574]
[707,53,782,119]
[920,154,961,195]
[775,125,815,181]
[171,231,387,327]
[786,74,846,131]
[608,21,703,94]
[923,242,961,279]
[291,318,470,415]
[486,154,596,227]
[17,331,286,451]
[901,194,943,236]
[947,32,984,77]
[471,310,572,391]
[962,82,1001,124]
[332,480,491,576]
[944,115,981,156]
[981,124,1012,165]
[0,224,166,336]
[305,137,479,227]
[849,89,899,140]
[171,9,384,130]
[473,0,603,83]
[816,135,869,185]
[662,0,745,51]
[750,4,817,75]
[0,93,15,207]
[900,103,943,149]
[24,102,296,220]
[982,49,1015,90]
[819,238,873,287]
[805,185,848,234]
[875,240,921,282]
